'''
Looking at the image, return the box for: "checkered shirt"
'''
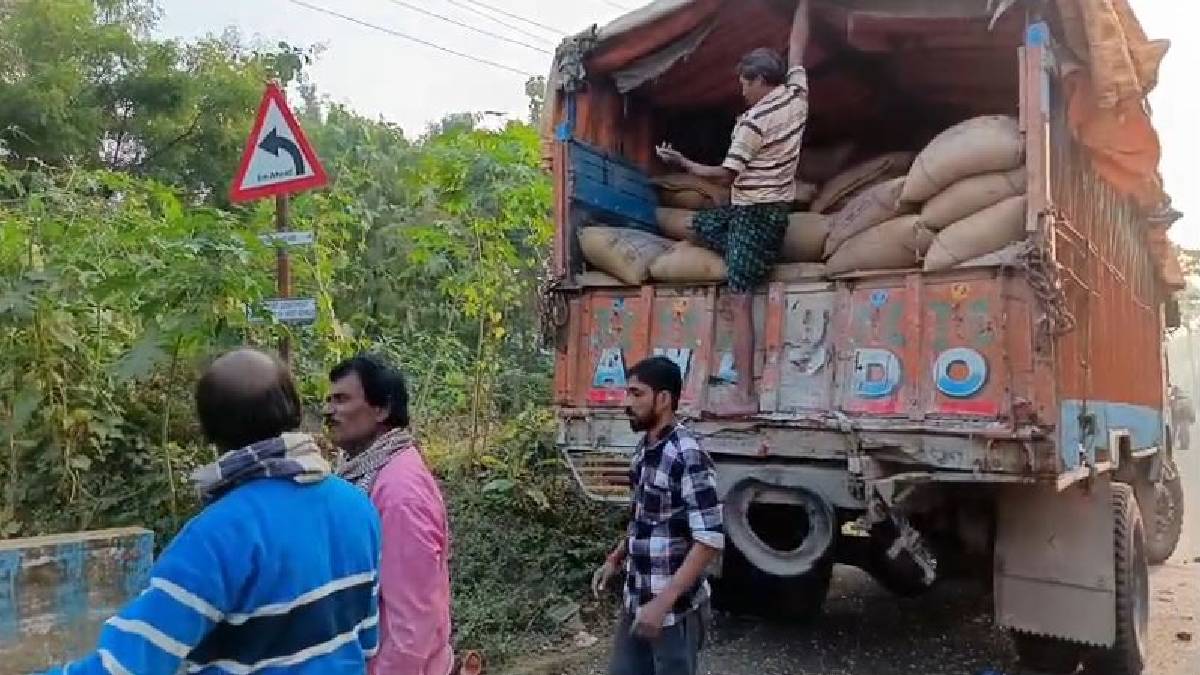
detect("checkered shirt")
[623,424,724,626]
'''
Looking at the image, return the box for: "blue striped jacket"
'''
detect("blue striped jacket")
[43,476,382,674]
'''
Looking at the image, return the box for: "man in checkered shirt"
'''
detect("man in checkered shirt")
[592,356,724,675]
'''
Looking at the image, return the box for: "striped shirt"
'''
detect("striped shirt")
[42,477,382,675]
[723,66,809,205]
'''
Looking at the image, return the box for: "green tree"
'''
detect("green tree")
[0,0,313,200]
[524,76,547,126]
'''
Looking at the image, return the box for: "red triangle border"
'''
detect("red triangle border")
[229,82,329,203]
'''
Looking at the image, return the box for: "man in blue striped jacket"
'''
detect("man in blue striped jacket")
[41,349,383,674]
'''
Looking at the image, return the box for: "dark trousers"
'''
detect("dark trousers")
[608,605,708,675]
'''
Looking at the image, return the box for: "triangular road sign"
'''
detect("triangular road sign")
[229,82,328,203]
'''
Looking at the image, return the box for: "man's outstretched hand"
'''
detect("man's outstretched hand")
[655,143,686,168]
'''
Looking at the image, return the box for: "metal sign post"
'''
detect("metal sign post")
[230,81,328,362]
[275,194,292,361]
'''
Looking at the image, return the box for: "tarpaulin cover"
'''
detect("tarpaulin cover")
[1054,0,1170,210]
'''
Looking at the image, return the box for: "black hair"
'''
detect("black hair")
[627,356,683,411]
[195,350,302,451]
[329,353,410,429]
[737,47,787,86]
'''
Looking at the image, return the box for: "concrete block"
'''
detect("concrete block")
[0,527,154,674]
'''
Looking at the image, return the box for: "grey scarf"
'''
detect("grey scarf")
[336,427,414,491]
[192,433,330,504]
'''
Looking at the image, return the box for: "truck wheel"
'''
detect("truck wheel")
[712,544,832,623]
[722,480,836,578]
[1144,460,1185,565]
[1085,482,1149,675]
[1010,633,1083,674]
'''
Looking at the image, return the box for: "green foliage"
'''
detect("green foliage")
[0,164,348,536]
[0,1,600,664]
[446,410,621,661]
[0,0,314,199]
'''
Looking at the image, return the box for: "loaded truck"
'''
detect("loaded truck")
[541,1,1185,673]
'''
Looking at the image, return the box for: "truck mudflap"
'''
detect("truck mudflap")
[995,478,1118,646]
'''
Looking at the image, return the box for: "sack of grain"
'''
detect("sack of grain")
[781,212,831,263]
[923,196,1028,272]
[918,167,1027,231]
[956,241,1027,269]
[649,241,727,283]
[812,152,914,214]
[575,270,624,287]
[771,263,827,282]
[656,207,696,241]
[578,226,673,285]
[797,141,857,184]
[793,180,819,209]
[824,177,912,258]
[825,215,934,275]
[901,115,1023,204]
[652,174,730,210]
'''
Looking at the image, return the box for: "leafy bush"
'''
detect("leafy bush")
[444,410,622,661]
[0,3,607,664]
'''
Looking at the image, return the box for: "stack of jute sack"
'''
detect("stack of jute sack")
[577,115,1029,285]
[821,115,1028,275]
[576,147,916,285]
[577,207,830,286]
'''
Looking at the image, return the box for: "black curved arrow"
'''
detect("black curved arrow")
[258,128,306,176]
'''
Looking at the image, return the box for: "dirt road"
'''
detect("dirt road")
[507,450,1200,675]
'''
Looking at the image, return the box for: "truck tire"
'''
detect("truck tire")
[1144,459,1185,565]
[1011,633,1083,674]
[722,480,836,578]
[1085,482,1149,675]
[712,544,832,623]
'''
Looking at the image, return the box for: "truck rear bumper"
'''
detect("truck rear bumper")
[558,411,1054,502]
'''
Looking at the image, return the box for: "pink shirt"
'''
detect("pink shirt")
[368,448,454,675]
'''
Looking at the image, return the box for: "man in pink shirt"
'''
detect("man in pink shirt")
[327,353,455,675]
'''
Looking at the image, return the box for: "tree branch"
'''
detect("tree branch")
[134,112,203,171]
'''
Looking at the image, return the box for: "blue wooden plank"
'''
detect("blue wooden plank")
[571,166,654,204]
[567,140,658,229]
[575,179,657,226]
[569,140,643,172]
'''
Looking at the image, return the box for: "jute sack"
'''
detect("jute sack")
[824,177,912,259]
[652,174,730,210]
[578,226,673,285]
[656,207,697,241]
[797,141,857,184]
[956,241,1027,269]
[650,241,727,283]
[812,152,914,214]
[825,215,934,275]
[918,167,1027,231]
[771,263,827,282]
[901,115,1023,204]
[781,213,831,263]
[924,196,1028,272]
[575,270,624,287]
[793,180,819,208]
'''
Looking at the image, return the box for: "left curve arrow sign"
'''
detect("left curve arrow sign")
[258,128,306,176]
